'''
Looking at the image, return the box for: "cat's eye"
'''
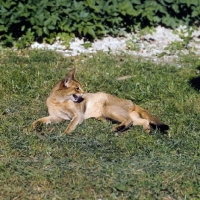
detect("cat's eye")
[76,87,79,91]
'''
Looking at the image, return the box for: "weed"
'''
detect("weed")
[15,29,35,49]
[126,35,141,51]
[126,27,155,51]
[173,26,197,49]
[159,26,198,57]
[82,42,92,49]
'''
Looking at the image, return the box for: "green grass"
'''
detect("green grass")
[0,49,200,199]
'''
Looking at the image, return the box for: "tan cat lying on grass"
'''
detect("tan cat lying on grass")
[32,69,169,135]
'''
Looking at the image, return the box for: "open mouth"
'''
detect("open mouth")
[72,94,84,103]
[73,94,78,101]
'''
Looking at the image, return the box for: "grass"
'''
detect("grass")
[0,49,200,199]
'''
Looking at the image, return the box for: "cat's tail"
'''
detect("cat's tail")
[134,105,169,132]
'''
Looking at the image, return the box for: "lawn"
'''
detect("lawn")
[0,49,200,199]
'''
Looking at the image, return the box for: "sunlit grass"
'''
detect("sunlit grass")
[0,49,200,199]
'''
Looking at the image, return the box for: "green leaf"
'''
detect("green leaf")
[48,25,55,30]
[21,25,25,31]
[147,13,153,21]
[162,16,178,28]
[127,8,138,16]
[36,27,43,36]
[0,18,5,24]
[3,1,16,9]
[80,11,89,18]
[86,0,95,7]
[83,27,87,36]
[43,27,49,35]
[153,16,161,23]
[119,0,133,11]
[30,17,35,25]
[44,18,51,26]
[121,11,126,16]
[131,0,141,5]
[87,27,96,38]
[37,13,44,25]
[78,26,83,34]
[192,10,199,17]
[56,0,61,7]
[95,23,104,30]
[164,0,174,3]
[0,6,7,13]
[186,0,198,6]
[172,4,179,13]
[0,25,7,32]
[157,5,167,14]
[191,0,198,6]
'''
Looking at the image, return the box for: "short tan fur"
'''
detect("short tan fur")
[32,69,169,134]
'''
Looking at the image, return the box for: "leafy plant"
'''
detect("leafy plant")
[173,26,197,49]
[0,0,200,47]
[82,42,92,49]
[57,32,74,49]
[126,35,140,51]
[164,41,186,54]
[158,25,197,57]
[15,29,34,49]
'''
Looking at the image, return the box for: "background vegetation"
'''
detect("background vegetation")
[0,0,200,47]
[0,50,200,199]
